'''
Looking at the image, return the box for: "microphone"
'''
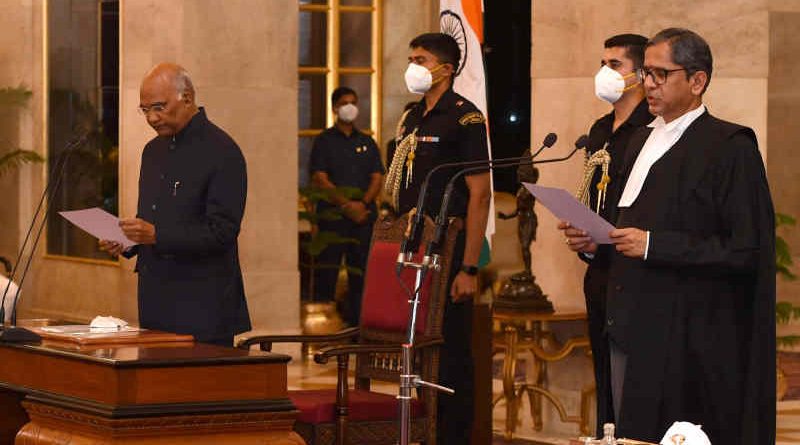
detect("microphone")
[529,132,557,159]
[423,134,589,259]
[396,132,559,272]
[0,132,89,342]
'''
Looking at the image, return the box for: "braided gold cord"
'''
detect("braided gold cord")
[384,109,416,210]
[575,144,612,213]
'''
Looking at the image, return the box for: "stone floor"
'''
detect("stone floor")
[284,347,800,444]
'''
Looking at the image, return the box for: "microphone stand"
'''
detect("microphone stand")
[0,133,89,342]
[398,133,557,263]
[395,142,584,445]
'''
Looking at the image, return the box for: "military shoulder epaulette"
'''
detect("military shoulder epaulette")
[459,111,485,126]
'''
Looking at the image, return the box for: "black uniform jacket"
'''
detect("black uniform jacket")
[130,108,251,341]
[606,111,775,444]
[396,88,489,217]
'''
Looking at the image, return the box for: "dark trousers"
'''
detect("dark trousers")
[436,234,474,444]
[583,265,614,436]
[314,217,373,326]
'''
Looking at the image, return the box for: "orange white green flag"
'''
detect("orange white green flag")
[439,0,494,267]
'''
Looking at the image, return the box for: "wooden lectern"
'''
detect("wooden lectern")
[0,327,304,444]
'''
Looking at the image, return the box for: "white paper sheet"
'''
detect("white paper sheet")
[58,207,137,249]
[523,183,616,244]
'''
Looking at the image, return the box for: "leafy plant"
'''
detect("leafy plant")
[0,86,43,178]
[776,212,799,348]
[0,86,43,271]
[299,186,365,300]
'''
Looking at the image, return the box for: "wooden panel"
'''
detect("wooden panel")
[0,346,122,404]
[18,401,305,445]
[0,342,290,405]
[121,362,287,404]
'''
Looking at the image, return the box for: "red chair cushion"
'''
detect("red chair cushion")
[360,241,433,334]
[290,389,425,424]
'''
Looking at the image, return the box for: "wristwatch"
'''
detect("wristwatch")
[460,264,479,276]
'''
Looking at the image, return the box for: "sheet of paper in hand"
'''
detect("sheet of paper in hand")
[58,207,137,249]
[523,183,616,244]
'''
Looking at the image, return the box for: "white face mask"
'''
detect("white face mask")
[405,63,434,94]
[594,65,638,104]
[337,103,358,123]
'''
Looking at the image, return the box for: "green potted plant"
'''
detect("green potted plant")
[0,86,44,270]
[0,86,43,178]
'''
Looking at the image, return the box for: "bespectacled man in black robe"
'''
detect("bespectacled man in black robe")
[561,28,775,444]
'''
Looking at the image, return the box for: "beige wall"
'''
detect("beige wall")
[380,0,439,160]
[768,8,800,329]
[5,0,300,336]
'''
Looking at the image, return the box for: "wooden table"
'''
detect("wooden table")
[0,327,304,444]
[493,308,594,440]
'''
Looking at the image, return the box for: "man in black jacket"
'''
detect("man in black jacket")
[100,63,250,347]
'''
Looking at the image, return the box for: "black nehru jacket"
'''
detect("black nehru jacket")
[129,107,251,342]
[396,89,489,217]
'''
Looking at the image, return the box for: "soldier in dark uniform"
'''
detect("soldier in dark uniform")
[559,34,652,435]
[386,33,491,444]
[99,63,250,347]
[309,86,384,327]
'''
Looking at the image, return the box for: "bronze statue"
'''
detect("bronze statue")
[498,161,539,276]
[495,151,553,311]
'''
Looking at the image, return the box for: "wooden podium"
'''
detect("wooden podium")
[0,327,304,444]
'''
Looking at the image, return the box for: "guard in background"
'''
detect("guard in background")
[309,86,383,327]
[564,33,652,435]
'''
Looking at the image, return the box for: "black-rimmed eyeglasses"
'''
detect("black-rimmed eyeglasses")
[637,67,686,86]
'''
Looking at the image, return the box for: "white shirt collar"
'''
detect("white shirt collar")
[616,104,707,209]
[647,104,706,133]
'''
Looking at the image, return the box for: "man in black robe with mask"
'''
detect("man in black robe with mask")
[562,28,775,444]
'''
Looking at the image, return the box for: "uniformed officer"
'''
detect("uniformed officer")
[99,63,250,347]
[309,86,384,327]
[386,32,491,444]
[558,34,652,434]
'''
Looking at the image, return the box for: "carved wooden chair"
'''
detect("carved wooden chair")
[237,214,462,445]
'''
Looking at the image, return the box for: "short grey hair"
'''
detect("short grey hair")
[174,68,195,100]
[648,28,713,93]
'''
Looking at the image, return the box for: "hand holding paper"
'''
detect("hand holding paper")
[523,183,615,244]
[59,207,137,249]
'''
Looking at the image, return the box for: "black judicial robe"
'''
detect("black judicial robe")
[605,111,775,444]
[128,108,251,342]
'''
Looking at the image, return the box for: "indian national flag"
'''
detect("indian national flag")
[440,0,494,267]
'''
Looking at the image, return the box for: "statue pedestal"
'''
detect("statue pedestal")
[494,272,553,312]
